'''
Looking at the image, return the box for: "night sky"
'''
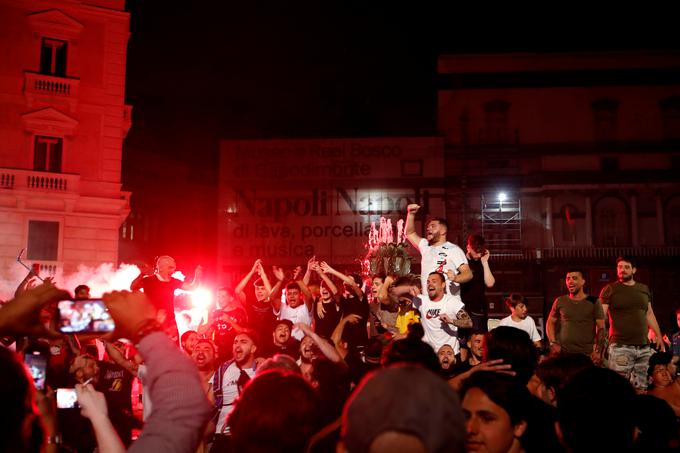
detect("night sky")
[118,2,680,268]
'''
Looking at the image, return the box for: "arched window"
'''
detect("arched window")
[561,204,579,244]
[593,196,629,246]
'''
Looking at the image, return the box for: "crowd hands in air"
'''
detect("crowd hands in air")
[1,209,680,452]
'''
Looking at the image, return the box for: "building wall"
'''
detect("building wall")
[438,52,680,329]
[0,0,130,280]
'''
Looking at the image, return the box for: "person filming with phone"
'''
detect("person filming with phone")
[0,281,210,453]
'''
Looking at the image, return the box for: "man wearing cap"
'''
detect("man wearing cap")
[212,330,258,450]
[261,319,300,360]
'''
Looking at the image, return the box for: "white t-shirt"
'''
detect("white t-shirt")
[418,238,468,295]
[216,362,256,433]
[278,302,312,340]
[497,315,542,342]
[413,293,465,354]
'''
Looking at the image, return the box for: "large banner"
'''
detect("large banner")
[218,137,445,283]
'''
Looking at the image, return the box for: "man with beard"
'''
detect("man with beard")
[457,330,485,373]
[212,330,259,449]
[599,256,665,391]
[69,348,135,446]
[130,255,203,339]
[198,287,247,362]
[262,319,300,360]
[412,272,472,354]
[546,269,605,362]
[405,204,472,295]
[437,344,458,378]
[191,338,218,451]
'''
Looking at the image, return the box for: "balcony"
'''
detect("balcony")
[0,168,80,193]
[24,71,80,110]
[492,246,680,262]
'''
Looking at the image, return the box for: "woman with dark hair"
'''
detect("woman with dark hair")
[228,370,320,453]
[460,371,530,453]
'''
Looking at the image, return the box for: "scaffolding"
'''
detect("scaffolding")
[481,194,522,256]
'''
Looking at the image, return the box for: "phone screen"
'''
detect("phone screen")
[57,299,115,334]
[24,351,47,391]
[56,388,79,409]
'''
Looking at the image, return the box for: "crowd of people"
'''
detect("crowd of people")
[1,204,680,452]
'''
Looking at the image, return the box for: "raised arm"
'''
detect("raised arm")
[302,256,315,286]
[257,262,273,296]
[296,269,314,312]
[130,270,147,292]
[269,266,285,298]
[331,314,361,359]
[405,204,423,248]
[181,265,203,291]
[320,262,361,299]
[14,265,40,298]
[234,259,261,304]
[295,322,344,364]
[480,251,495,288]
[102,340,138,376]
[317,262,341,300]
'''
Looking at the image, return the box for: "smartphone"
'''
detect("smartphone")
[24,349,48,391]
[56,388,79,409]
[57,299,115,334]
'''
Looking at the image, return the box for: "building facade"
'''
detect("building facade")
[0,0,131,284]
[438,52,680,327]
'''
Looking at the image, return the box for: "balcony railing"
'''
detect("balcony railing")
[492,246,680,261]
[0,168,80,193]
[24,71,80,98]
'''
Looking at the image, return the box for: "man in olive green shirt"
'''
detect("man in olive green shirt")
[546,268,605,363]
[599,256,665,391]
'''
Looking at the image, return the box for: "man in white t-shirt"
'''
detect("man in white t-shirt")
[497,294,542,348]
[405,204,472,295]
[273,282,312,340]
[212,330,258,444]
[412,272,473,354]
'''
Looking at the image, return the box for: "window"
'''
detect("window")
[33,136,62,172]
[593,196,629,246]
[660,96,680,140]
[480,100,511,145]
[601,157,619,172]
[592,98,619,142]
[27,220,59,261]
[40,38,68,77]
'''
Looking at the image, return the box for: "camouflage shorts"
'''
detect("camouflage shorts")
[607,343,653,390]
